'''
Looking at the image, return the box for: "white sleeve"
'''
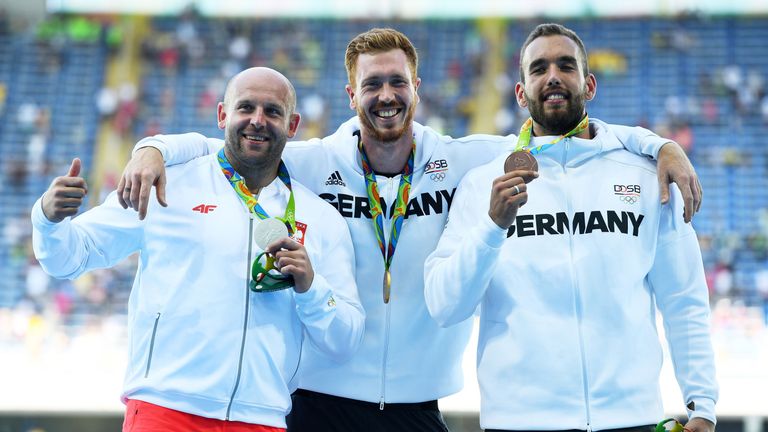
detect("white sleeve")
[611,124,674,160]
[647,186,718,424]
[31,193,144,280]
[293,211,365,361]
[424,173,507,327]
[133,133,223,166]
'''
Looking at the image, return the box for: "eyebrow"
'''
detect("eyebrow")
[528,55,578,71]
[235,99,285,111]
[361,72,408,84]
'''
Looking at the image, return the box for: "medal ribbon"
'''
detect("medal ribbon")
[514,114,589,154]
[358,136,415,287]
[217,148,296,235]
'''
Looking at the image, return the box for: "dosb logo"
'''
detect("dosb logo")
[613,184,640,205]
[613,185,641,194]
[425,159,448,173]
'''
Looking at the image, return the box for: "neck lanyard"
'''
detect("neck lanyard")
[217,148,296,235]
[358,135,416,303]
[514,114,590,154]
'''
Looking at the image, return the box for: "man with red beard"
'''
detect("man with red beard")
[425,24,717,432]
[117,29,703,432]
[31,67,364,432]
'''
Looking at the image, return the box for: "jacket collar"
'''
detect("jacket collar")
[527,118,623,168]
[331,116,441,175]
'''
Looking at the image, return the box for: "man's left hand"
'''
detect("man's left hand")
[266,237,314,293]
[657,142,702,223]
[684,417,715,432]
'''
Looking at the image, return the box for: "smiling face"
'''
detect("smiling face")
[217,68,300,175]
[345,49,420,143]
[515,34,596,136]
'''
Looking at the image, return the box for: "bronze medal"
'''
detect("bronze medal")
[504,150,538,173]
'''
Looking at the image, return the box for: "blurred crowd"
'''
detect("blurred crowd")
[0,12,767,370]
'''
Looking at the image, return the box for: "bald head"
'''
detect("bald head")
[216,67,301,188]
[223,67,297,114]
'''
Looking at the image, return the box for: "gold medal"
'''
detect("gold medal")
[383,269,391,304]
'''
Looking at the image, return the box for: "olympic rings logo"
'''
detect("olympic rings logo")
[618,195,638,204]
[430,172,446,182]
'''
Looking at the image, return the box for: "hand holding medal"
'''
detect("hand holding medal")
[251,218,315,294]
[251,218,295,292]
[491,114,590,228]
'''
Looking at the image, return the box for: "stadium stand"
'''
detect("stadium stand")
[1,15,767,427]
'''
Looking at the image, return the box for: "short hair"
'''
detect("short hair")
[519,23,589,83]
[345,28,418,88]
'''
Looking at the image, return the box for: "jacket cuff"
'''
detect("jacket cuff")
[134,136,169,162]
[31,196,63,232]
[687,397,716,425]
[475,212,508,249]
[649,138,677,160]
[293,276,337,317]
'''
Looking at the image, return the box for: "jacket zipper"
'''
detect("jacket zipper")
[379,303,392,410]
[562,138,592,429]
[379,176,396,410]
[226,215,255,420]
[144,312,161,378]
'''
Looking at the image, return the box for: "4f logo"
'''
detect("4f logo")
[192,204,217,214]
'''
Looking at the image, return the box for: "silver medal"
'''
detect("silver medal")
[253,218,289,250]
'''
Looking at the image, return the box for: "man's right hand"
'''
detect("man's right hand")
[488,169,538,229]
[117,147,167,220]
[42,158,88,223]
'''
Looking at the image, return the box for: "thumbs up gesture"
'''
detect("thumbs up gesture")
[41,158,89,223]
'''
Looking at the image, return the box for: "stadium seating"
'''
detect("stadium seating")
[1,15,767,323]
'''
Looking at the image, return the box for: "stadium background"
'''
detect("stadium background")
[1,0,767,431]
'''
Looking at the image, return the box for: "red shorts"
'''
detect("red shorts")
[123,399,286,432]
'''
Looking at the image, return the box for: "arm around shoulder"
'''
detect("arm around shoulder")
[133,132,222,166]
[647,189,718,424]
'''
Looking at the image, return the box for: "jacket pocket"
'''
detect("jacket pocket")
[144,312,161,378]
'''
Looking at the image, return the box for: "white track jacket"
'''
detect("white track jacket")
[424,120,717,430]
[32,154,364,428]
[137,116,675,405]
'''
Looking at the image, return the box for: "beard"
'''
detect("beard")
[356,97,416,143]
[224,123,286,173]
[526,88,586,136]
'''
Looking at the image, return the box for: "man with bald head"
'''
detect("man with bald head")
[31,67,364,432]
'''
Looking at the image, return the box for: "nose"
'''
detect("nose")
[250,107,267,127]
[545,65,562,87]
[379,83,395,103]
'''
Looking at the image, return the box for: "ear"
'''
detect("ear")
[217,102,226,129]
[287,113,301,138]
[414,77,422,104]
[514,82,528,108]
[345,84,357,110]
[585,73,597,101]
